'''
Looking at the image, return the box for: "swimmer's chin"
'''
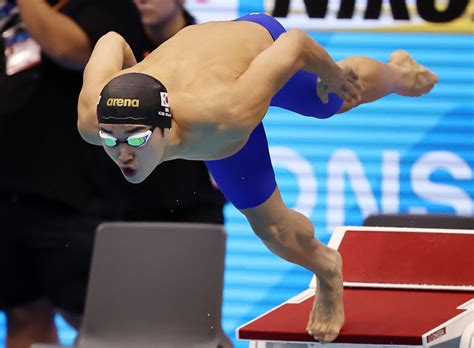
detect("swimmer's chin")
[124,176,145,184]
[121,169,148,184]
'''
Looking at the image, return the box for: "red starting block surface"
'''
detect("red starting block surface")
[237,227,474,347]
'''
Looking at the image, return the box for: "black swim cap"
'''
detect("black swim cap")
[97,73,172,129]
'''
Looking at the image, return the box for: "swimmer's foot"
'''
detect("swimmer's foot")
[306,248,345,343]
[389,50,438,97]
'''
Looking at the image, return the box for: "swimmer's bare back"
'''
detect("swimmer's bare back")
[78,19,359,159]
[79,21,275,157]
[139,21,275,89]
[129,21,277,159]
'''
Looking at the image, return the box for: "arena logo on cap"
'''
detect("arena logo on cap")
[160,92,169,107]
[106,98,140,107]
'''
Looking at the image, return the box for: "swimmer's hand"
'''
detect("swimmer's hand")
[317,65,362,105]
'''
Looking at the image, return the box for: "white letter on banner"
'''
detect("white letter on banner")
[411,151,473,215]
[382,151,400,214]
[269,146,317,218]
[327,149,378,231]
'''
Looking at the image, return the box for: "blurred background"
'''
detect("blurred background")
[1,0,473,347]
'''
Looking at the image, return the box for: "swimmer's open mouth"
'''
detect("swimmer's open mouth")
[122,168,137,177]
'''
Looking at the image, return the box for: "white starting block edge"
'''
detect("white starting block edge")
[238,226,474,348]
[423,298,474,347]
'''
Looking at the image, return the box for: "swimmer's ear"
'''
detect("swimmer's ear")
[316,77,329,104]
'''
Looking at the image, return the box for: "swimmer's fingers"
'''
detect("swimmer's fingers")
[349,69,359,82]
[338,84,354,103]
[350,69,362,103]
[319,80,351,104]
[341,79,363,105]
[316,77,330,104]
[318,69,362,104]
[336,66,362,104]
[347,82,363,104]
[347,69,362,94]
[351,80,363,103]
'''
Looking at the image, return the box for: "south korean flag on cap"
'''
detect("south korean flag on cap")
[160,92,169,107]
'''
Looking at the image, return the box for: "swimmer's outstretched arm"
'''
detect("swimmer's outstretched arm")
[77,31,137,145]
[231,29,362,130]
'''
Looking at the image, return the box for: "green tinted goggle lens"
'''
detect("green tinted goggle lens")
[103,138,117,147]
[127,136,147,147]
[99,130,152,148]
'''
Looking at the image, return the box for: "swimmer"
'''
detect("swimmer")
[78,14,438,343]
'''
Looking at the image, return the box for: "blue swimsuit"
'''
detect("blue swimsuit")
[204,14,343,210]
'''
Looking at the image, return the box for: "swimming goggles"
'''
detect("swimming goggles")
[98,129,153,148]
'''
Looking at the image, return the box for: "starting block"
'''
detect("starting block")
[237,226,474,348]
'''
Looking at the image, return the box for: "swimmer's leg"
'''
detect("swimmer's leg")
[205,124,276,210]
[241,188,344,343]
[205,122,344,342]
[270,50,438,118]
[336,50,438,113]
